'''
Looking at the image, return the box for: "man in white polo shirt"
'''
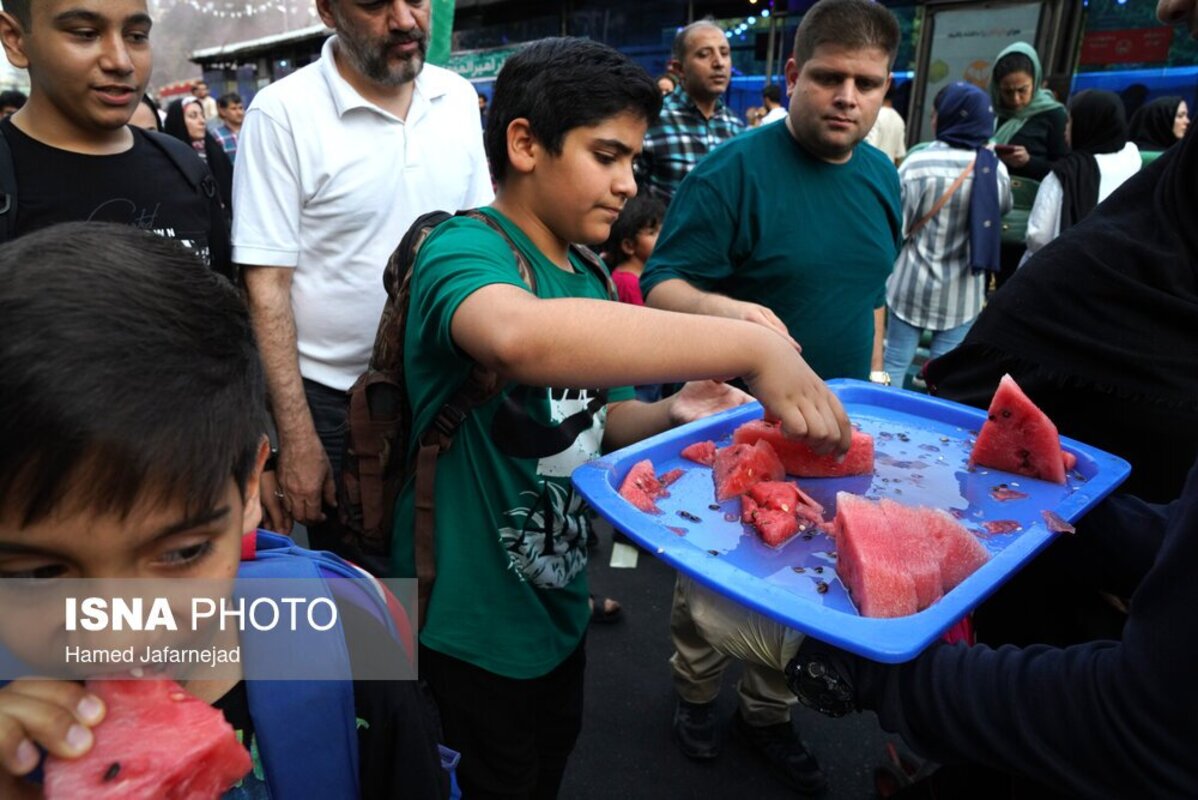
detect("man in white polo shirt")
[234,0,493,539]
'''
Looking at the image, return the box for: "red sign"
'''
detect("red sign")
[1080,28,1175,66]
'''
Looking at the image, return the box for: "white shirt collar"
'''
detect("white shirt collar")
[317,35,450,122]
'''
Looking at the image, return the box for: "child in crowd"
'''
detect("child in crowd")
[0,223,446,798]
[389,37,851,799]
[603,194,665,307]
[604,194,667,402]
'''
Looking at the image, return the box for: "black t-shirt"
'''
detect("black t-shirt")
[211,599,448,800]
[0,118,232,279]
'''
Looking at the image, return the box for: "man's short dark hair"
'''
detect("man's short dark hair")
[1,0,30,29]
[0,223,266,526]
[762,84,782,105]
[792,0,900,69]
[603,195,666,267]
[217,92,242,109]
[672,18,723,63]
[485,38,661,184]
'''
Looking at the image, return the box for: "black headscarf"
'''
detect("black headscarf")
[163,98,234,214]
[1128,96,1184,151]
[1050,90,1128,231]
[933,121,1198,407]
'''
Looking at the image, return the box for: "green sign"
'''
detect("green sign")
[427,0,454,67]
[446,46,523,82]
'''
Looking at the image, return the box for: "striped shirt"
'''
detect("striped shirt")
[886,142,1012,330]
[636,88,744,203]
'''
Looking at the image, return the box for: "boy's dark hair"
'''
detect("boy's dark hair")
[217,92,243,108]
[793,0,900,69]
[0,222,266,526]
[603,195,666,267]
[762,84,782,104]
[1,0,29,30]
[484,37,661,183]
[993,52,1036,83]
[0,88,26,109]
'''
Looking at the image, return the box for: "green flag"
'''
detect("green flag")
[427,0,455,67]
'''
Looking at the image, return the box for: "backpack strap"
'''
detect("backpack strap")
[410,209,536,630]
[138,128,218,200]
[238,534,361,799]
[0,127,17,246]
[906,159,975,243]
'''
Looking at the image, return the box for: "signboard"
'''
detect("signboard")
[1079,27,1175,67]
[446,46,523,82]
[917,3,1043,142]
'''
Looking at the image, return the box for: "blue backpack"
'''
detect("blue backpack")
[239,530,460,799]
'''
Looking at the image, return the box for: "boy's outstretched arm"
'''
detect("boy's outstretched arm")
[645,278,799,349]
[603,380,752,451]
[450,284,851,454]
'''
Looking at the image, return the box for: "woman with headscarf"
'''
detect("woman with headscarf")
[989,42,1069,181]
[988,43,1070,290]
[1128,95,1190,166]
[883,82,1012,384]
[164,96,234,216]
[1023,89,1140,260]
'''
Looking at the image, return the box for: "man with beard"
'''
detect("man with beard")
[233,0,493,539]
[636,19,744,203]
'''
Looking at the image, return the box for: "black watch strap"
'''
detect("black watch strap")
[786,650,856,718]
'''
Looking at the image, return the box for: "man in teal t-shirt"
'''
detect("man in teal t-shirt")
[640,1,903,793]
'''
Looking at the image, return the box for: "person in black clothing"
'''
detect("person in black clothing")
[0,0,231,278]
[1129,95,1189,153]
[164,96,234,214]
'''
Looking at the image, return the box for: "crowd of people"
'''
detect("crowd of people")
[0,0,1196,797]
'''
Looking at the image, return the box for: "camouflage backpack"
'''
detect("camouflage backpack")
[337,209,614,626]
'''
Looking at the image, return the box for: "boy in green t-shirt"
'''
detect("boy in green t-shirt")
[391,37,852,798]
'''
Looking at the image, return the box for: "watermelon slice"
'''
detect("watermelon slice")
[712,441,785,502]
[44,678,251,800]
[618,459,666,513]
[733,419,874,477]
[833,494,919,618]
[833,494,991,618]
[680,440,717,466]
[969,374,1067,484]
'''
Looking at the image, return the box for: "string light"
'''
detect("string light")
[174,0,317,21]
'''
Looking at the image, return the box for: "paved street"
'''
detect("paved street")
[562,520,892,800]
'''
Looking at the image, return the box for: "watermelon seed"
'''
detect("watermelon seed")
[813,566,824,574]
[939,436,950,443]
[801,533,814,541]
[707,550,720,556]
[677,510,702,523]
[708,503,721,511]
[104,763,121,782]
[894,488,903,494]
[897,433,910,442]
[793,567,806,573]
[815,581,829,594]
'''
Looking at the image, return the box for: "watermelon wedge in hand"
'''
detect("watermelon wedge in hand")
[733,419,874,477]
[44,678,252,800]
[969,374,1068,484]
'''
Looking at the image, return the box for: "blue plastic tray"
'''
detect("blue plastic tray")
[573,380,1130,662]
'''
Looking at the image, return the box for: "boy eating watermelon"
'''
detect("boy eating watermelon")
[388,37,853,798]
[0,223,447,798]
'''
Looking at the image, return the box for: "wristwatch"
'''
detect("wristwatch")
[785,646,856,718]
[869,370,892,386]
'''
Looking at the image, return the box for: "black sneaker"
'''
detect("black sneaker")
[732,711,828,795]
[673,698,721,760]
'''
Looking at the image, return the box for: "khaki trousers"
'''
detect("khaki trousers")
[669,574,802,726]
